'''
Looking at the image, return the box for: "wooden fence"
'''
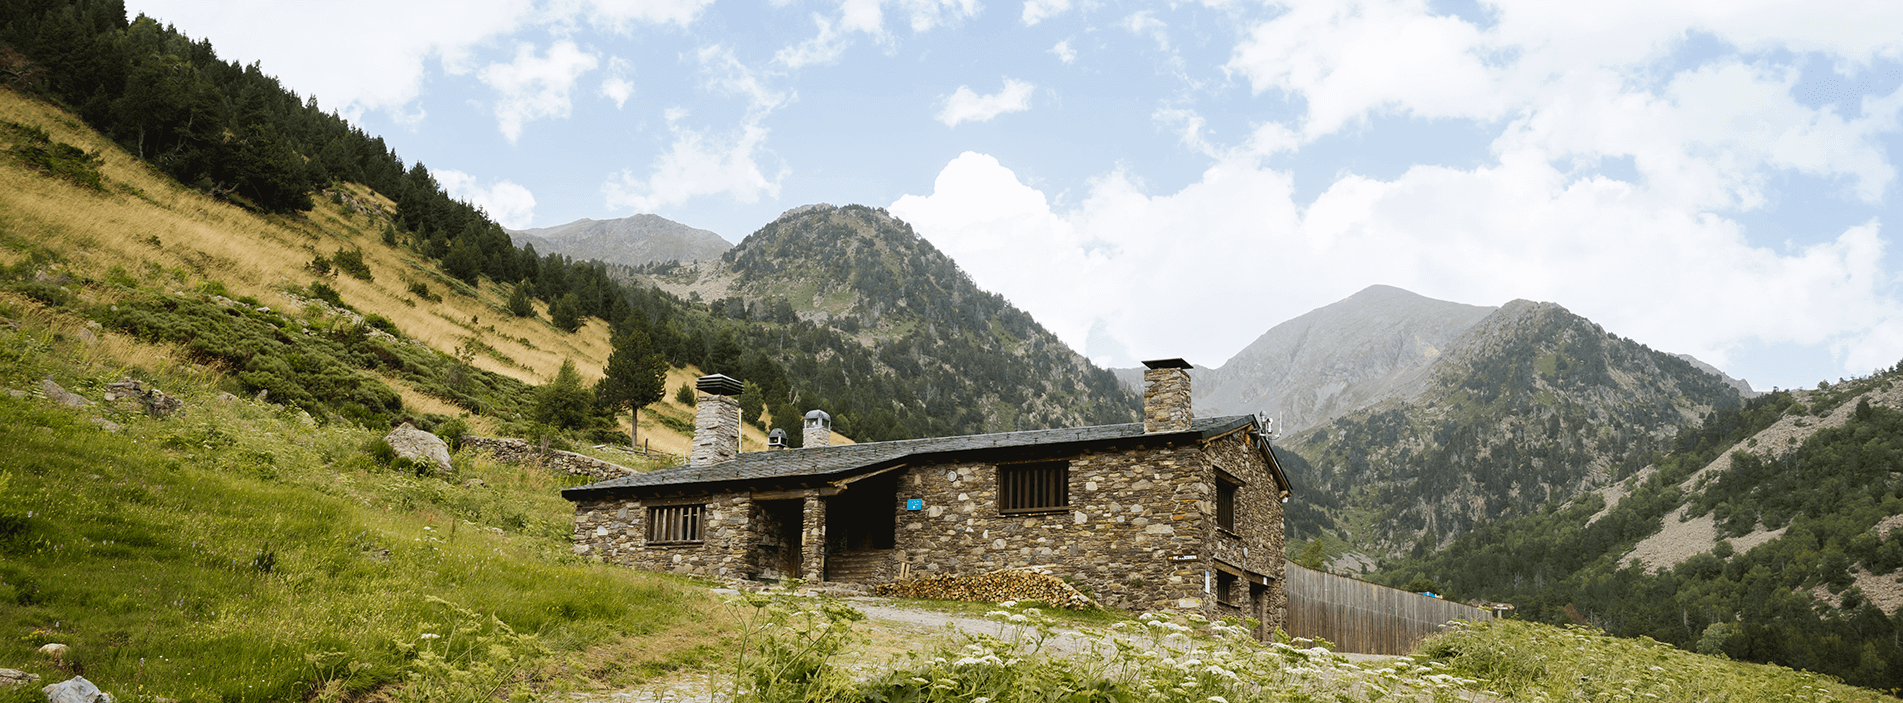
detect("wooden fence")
[1284,563,1492,655]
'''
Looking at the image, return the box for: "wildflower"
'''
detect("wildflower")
[1208,697,1230,703]
[419,633,440,639]
[1000,600,1018,608]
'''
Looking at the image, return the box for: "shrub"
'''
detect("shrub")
[676,382,696,406]
[434,417,469,452]
[331,248,372,281]
[309,281,347,309]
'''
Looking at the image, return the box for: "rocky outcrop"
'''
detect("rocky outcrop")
[104,378,182,417]
[506,214,732,267]
[383,423,453,475]
[0,669,38,686]
[42,676,112,703]
[460,436,640,480]
[40,380,89,408]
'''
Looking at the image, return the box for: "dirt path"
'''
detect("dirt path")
[566,592,1399,702]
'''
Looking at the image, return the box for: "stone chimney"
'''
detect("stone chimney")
[802,409,832,447]
[1141,358,1193,433]
[691,374,744,466]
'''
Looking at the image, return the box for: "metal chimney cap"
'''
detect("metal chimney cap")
[696,373,744,396]
[1142,358,1192,370]
[803,409,832,422]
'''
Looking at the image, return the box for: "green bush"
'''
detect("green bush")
[331,248,372,281]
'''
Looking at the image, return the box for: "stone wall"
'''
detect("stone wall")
[1143,368,1192,433]
[882,433,1286,629]
[692,395,740,466]
[571,492,760,578]
[889,444,1205,615]
[461,436,639,481]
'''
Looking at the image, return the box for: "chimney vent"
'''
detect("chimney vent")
[1141,358,1193,434]
[691,374,743,465]
[696,373,744,396]
[768,428,787,449]
[803,409,833,447]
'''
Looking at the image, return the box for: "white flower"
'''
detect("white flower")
[1000,600,1018,608]
[418,633,440,639]
[1207,697,1230,703]
[1009,614,1028,622]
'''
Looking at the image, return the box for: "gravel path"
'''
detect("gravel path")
[565,592,1401,702]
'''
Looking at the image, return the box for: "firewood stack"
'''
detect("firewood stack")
[874,566,1097,609]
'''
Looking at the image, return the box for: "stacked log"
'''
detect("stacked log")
[874,567,1096,610]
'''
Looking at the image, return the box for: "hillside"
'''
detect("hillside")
[507,214,732,267]
[1286,299,1746,553]
[1375,365,1903,690]
[1181,284,1498,434]
[630,204,1139,437]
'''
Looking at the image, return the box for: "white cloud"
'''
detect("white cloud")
[1121,11,1170,51]
[936,79,1036,127]
[479,40,601,143]
[437,169,538,229]
[893,151,1903,387]
[774,0,980,68]
[1050,39,1077,65]
[581,0,715,29]
[601,46,789,211]
[125,0,537,122]
[599,56,635,109]
[600,117,783,212]
[1022,0,1071,26]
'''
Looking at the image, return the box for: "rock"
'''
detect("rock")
[253,389,269,403]
[143,388,182,417]
[41,676,112,703]
[7,390,24,399]
[462,478,486,489]
[103,379,183,417]
[37,643,67,659]
[40,381,89,408]
[384,423,452,475]
[0,669,40,685]
[89,418,123,432]
[75,328,97,345]
[216,392,239,402]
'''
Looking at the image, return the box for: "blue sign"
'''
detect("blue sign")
[906,498,923,511]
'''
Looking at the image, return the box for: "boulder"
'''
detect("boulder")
[36,644,66,660]
[89,418,123,432]
[41,676,112,703]
[384,423,452,475]
[0,669,39,685]
[39,381,89,408]
[104,379,183,417]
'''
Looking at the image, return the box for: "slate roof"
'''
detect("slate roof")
[563,415,1285,501]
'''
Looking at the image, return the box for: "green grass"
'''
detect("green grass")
[0,303,724,701]
[1420,619,1889,701]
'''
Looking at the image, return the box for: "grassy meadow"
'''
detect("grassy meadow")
[0,296,740,700]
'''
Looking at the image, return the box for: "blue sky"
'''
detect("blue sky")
[128,0,1903,392]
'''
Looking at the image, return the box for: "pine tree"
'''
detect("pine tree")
[533,359,593,430]
[551,293,583,333]
[507,282,534,318]
[597,329,667,450]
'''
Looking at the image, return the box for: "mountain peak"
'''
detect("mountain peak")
[505,213,731,266]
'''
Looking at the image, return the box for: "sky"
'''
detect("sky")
[124,0,1903,392]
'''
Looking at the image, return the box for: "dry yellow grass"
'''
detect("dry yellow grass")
[0,87,861,453]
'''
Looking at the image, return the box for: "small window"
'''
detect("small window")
[998,461,1068,513]
[1216,571,1239,605]
[646,504,705,544]
[1216,479,1238,532]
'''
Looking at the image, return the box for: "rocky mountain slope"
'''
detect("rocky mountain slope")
[1373,367,1903,690]
[630,204,1138,437]
[508,214,732,267]
[1290,299,1747,553]
[1191,285,1497,434]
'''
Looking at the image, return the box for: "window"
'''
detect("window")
[998,461,1068,512]
[1216,571,1239,605]
[646,504,704,544]
[1216,477,1239,532]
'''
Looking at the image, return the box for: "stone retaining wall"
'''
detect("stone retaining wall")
[461,436,640,481]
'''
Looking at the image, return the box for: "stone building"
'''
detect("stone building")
[562,359,1295,631]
